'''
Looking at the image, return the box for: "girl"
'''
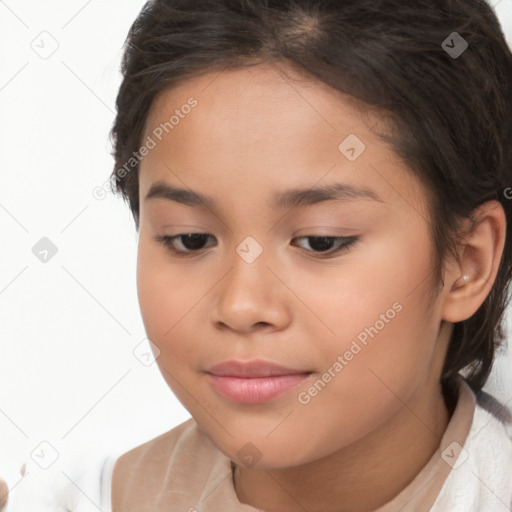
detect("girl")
[108,0,512,510]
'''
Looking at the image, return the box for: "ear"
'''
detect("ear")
[441,200,507,323]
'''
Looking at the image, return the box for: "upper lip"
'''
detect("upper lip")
[206,359,312,378]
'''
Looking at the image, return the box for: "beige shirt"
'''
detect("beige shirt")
[111,376,478,512]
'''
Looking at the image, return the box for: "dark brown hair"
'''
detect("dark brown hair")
[110,0,512,393]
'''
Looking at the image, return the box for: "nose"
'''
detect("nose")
[210,248,292,334]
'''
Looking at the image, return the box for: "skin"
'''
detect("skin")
[135,62,506,512]
[0,478,7,511]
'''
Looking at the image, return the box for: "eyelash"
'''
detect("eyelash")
[154,234,359,259]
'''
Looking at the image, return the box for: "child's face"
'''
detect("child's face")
[136,62,452,467]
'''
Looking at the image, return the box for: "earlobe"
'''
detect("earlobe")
[441,200,507,323]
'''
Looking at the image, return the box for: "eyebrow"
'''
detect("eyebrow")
[144,181,384,209]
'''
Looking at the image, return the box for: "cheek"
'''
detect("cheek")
[136,240,194,355]
[296,229,437,389]
[292,291,435,460]
[294,229,431,337]
[136,236,220,375]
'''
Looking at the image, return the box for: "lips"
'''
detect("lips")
[206,359,311,378]
[206,359,313,404]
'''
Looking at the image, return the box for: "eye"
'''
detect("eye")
[155,233,359,258]
[291,236,358,257]
[155,233,216,257]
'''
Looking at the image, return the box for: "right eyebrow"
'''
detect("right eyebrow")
[145,182,215,209]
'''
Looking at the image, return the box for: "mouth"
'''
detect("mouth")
[205,359,313,404]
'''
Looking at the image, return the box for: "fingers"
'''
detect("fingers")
[0,478,8,511]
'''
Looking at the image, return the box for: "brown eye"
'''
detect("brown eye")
[155,233,215,256]
[291,236,359,256]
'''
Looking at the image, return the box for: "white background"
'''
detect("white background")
[0,0,511,508]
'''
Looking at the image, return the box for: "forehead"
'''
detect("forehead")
[140,62,428,218]
[144,62,375,144]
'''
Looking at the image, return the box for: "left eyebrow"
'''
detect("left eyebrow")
[144,181,384,209]
[271,182,384,209]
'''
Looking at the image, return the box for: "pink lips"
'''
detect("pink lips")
[206,360,312,404]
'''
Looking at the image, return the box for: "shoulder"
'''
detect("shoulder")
[112,417,197,474]
[475,387,512,438]
[431,381,512,511]
[470,390,512,471]
[110,417,222,511]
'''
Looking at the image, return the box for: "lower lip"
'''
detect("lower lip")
[206,373,312,404]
